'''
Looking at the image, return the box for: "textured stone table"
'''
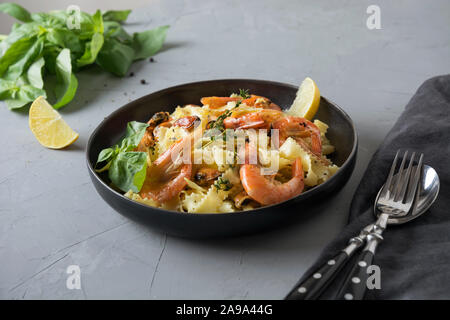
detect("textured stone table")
[1,0,449,299]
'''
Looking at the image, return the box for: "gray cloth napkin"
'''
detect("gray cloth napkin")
[292,75,450,299]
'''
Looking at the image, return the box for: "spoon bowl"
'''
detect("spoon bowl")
[374,165,440,225]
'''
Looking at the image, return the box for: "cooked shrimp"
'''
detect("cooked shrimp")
[140,135,193,203]
[225,111,323,160]
[201,96,240,108]
[240,157,304,206]
[223,109,283,130]
[223,112,268,130]
[241,95,281,110]
[137,111,170,152]
[201,95,281,110]
[272,116,322,156]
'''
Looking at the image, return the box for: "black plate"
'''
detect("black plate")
[87,79,357,238]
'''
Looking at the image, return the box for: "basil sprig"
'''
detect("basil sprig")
[96,121,149,193]
[0,3,169,109]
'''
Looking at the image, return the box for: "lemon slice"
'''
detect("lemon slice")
[29,96,79,149]
[287,77,321,120]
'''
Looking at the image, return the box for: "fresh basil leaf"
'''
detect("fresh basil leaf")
[53,48,78,108]
[76,32,104,68]
[0,3,32,22]
[6,37,43,81]
[102,10,131,23]
[45,28,83,54]
[92,10,104,34]
[31,12,65,28]
[103,21,120,36]
[125,121,149,139]
[27,57,45,88]
[133,160,147,191]
[0,78,16,99]
[0,36,43,80]
[41,45,60,75]
[95,146,120,172]
[72,12,101,41]
[96,147,115,165]
[132,25,169,60]
[108,151,147,192]
[95,121,149,190]
[120,121,149,151]
[5,84,45,109]
[42,10,69,22]
[96,37,135,76]
[103,21,133,44]
[0,22,39,55]
[11,22,20,31]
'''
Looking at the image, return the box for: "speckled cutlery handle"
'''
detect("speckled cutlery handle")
[336,233,382,300]
[285,238,364,300]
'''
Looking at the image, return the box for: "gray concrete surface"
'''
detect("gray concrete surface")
[0,0,449,299]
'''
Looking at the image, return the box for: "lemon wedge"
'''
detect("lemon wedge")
[29,96,79,149]
[287,77,321,120]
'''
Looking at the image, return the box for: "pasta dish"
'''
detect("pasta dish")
[96,81,339,213]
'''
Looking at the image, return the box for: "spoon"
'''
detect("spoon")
[286,164,439,300]
[335,164,440,300]
[374,164,440,225]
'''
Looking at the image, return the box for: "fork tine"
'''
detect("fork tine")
[396,152,416,202]
[391,150,408,200]
[382,150,400,198]
[405,153,424,204]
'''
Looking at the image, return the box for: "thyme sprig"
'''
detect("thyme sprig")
[202,100,242,148]
[238,89,251,99]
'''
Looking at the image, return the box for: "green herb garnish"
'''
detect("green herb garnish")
[238,88,250,99]
[95,121,149,192]
[0,3,169,109]
[211,109,232,131]
[213,177,232,191]
[209,100,241,131]
[202,100,241,148]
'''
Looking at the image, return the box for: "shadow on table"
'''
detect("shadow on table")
[8,41,185,116]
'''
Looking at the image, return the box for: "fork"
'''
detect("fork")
[285,150,423,300]
[335,150,423,300]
